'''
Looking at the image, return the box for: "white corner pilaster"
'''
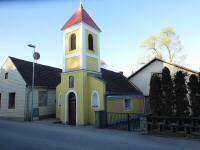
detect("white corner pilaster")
[97,33,101,72]
[63,32,66,72]
[80,23,86,70]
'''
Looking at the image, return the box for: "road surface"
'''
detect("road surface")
[0,119,199,150]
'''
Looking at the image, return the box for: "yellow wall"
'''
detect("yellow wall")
[65,29,80,55]
[86,57,98,72]
[107,97,144,114]
[86,30,98,55]
[87,75,105,124]
[56,71,105,125]
[65,56,80,71]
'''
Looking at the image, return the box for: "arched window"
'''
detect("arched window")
[91,91,100,109]
[70,34,76,50]
[88,34,94,50]
[69,76,74,88]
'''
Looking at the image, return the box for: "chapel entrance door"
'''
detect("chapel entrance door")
[68,92,76,125]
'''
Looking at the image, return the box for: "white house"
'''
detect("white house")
[0,57,62,120]
[128,58,199,113]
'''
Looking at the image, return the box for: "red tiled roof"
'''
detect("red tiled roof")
[61,4,101,32]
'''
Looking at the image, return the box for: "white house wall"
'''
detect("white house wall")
[27,88,56,118]
[129,61,164,96]
[129,60,198,96]
[0,58,26,119]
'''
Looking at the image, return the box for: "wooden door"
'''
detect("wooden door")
[69,95,76,125]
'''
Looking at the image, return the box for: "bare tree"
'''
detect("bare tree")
[141,35,163,59]
[138,27,186,64]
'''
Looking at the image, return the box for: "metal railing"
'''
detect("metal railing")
[107,112,141,131]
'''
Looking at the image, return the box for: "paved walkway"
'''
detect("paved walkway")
[0,119,199,150]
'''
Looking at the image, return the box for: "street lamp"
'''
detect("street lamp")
[27,44,40,121]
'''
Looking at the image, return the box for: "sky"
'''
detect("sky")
[0,0,200,76]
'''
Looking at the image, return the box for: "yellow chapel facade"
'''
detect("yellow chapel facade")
[56,5,144,125]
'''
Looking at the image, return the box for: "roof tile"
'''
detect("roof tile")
[61,5,101,32]
[9,57,62,88]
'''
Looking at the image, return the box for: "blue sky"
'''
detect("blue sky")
[0,0,200,76]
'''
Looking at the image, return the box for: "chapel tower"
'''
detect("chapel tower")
[61,4,101,73]
[57,4,104,126]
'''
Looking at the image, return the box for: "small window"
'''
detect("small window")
[5,72,8,79]
[0,93,1,108]
[69,76,74,88]
[39,91,48,107]
[91,91,100,109]
[88,34,94,50]
[70,33,76,50]
[8,93,15,109]
[124,98,132,111]
[152,72,162,78]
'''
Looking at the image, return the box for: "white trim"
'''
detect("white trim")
[63,23,81,34]
[86,53,98,59]
[107,95,134,100]
[65,90,78,125]
[123,98,133,112]
[65,52,80,59]
[80,23,83,69]
[83,22,100,35]
[63,32,66,72]
[62,69,102,75]
[97,34,100,72]
[80,23,86,69]
[91,90,100,110]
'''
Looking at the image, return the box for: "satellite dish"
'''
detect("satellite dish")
[33,52,40,60]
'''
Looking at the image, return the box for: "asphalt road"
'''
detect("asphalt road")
[0,119,199,150]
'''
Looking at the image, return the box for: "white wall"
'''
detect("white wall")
[0,58,26,119]
[0,58,56,120]
[27,88,56,118]
[129,60,198,96]
[38,89,56,117]
[129,61,164,96]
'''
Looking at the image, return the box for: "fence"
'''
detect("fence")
[147,116,200,137]
[107,112,143,131]
[95,111,200,137]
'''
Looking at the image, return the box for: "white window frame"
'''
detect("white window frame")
[38,91,48,107]
[91,91,100,110]
[124,98,132,112]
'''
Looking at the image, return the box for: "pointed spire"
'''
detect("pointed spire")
[61,4,101,32]
[80,0,82,6]
[80,3,83,9]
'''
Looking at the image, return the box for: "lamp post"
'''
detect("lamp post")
[27,44,40,121]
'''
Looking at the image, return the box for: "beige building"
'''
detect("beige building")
[0,57,62,120]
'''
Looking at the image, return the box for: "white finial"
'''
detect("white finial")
[80,0,82,5]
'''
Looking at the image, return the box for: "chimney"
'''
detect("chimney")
[119,71,123,75]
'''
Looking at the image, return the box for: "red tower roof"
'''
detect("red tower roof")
[61,5,101,32]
